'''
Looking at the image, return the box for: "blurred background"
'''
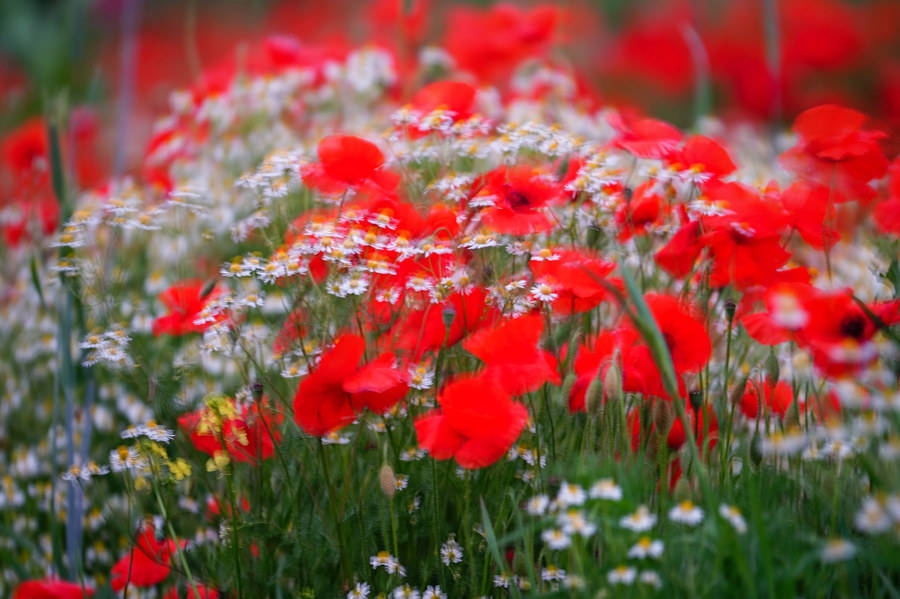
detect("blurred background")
[1,0,899,170]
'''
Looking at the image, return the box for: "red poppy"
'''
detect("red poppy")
[412,81,476,120]
[302,135,399,195]
[629,402,718,453]
[445,4,558,83]
[463,314,560,395]
[779,182,838,249]
[529,248,616,314]
[874,157,900,236]
[343,352,410,414]
[780,104,888,204]
[13,580,93,599]
[293,334,365,436]
[390,287,498,360]
[632,293,711,375]
[415,373,528,468]
[476,165,562,235]
[162,585,219,599]
[740,379,797,419]
[110,525,180,591]
[179,398,283,464]
[152,280,224,337]
[678,135,736,178]
[654,219,703,279]
[614,181,662,240]
[607,111,681,159]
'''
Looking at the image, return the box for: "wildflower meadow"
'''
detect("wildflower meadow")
[2,1,900,597]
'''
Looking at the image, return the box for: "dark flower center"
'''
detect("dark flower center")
[839,314,866,340]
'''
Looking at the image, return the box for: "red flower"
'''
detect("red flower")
[415,373,528,468]
[390,287,497,360]
[476,166,562,235]
[343,352,410,414]
[874,157,900,236]
[179,397,283,464]
[607,112,681,159]
[780,182,838,249]
[654,219,703,279]
[162,585,219,599]
[614,181,662,240]
[302,135,399,195]
[629,402,718,452]
[293,336,411,435]
[635,293,711,375]
[293,334,365,436]
[412,81,477,121]
[110,525,179,591]
[780,104,888,204]
[13,580,93,599]
[679,135,736,178]
[740,380,797,419]
[463,314,560,396]
[152,280,224,337]
[529,248,616,315]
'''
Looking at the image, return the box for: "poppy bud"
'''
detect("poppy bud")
[730,374,750,409]
[603,360,623,406]
[442,305,456,330]
[379,464,396,498]
[750,432,763,467]
[651,400,674,438]
[585,374,605,417]
[672,477,692,502]
[784,399,800,429]
[688,390,703,412]
[766,349,780,385]
[725,301,736,322]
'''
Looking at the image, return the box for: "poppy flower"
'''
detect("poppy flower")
[614,181,662,240]
[632,293,711,375]
[476,166,562,235]
[654,219,703,279]
[529,248,616,315]
[415,373,528,468]
[874,157,900,236]
[343,352,410,414]
[779,182,838,249]
[162,585,219,599]
[294,336,411,435]
[293,334,365,436]
[678,135,736,178]
[629,402,717,453]
[152,280,224,337]
[110,525,180,591]
[412,80,477,120]
[780,104,888,204]
[302,135,399,195]
[179,397,283,464]
[463,314,560,395]
[391,287,497,360]
[607,111,682,159]
[13,580,93,599]
[740,379,797,419]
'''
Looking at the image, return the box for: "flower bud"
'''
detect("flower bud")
[585,374,605,417]
[672,477,692,503]
[651,400,674,438]
[766,349,780,385]
[379,464,396,498]
[603,361,624,406]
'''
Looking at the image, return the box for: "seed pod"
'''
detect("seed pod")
[441,305,456,329]
[673,477,692,502]
[651,399,674,439]
[585,373,605,417]
[688,390,703,412]
[603,360,624,406]
[379,464,396,498]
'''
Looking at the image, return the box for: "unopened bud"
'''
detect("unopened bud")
[651,400,674,438]
[766,349,780,385]
[688,390,703,412]
[379,464,396,498]
[730,374,750,408]
[560,372,577,406]
[672,477,692,502]
[603,362,624,406]
[585,374,605,417]
[441,306,456,330]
